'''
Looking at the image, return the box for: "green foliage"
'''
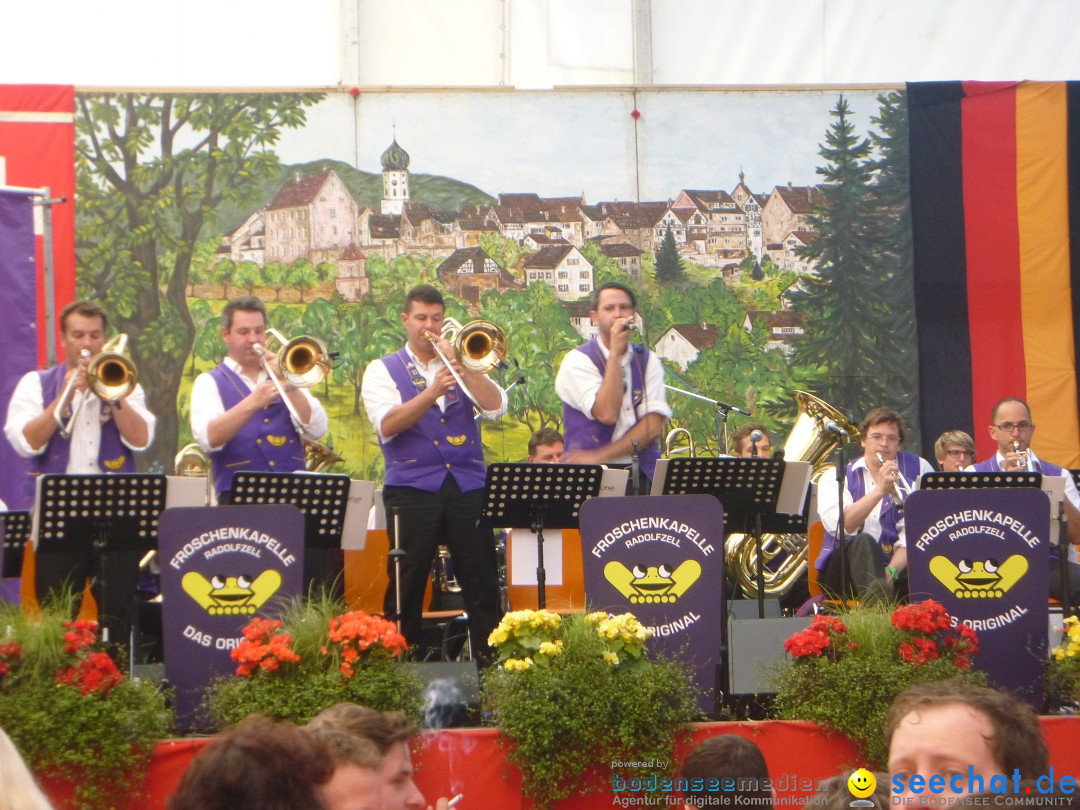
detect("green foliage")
[484,612,698,807]
[204,594,422,729]
[654,226,686,286]
[1046,616,1080,710]
[0,598,170,810]
[773,604,985,769]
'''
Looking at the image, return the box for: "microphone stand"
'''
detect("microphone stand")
[833,441,851,602]
[663,384,750,455]
[630,440,640,496]
[1059,498,1074,618]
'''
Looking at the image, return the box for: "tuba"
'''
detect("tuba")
[723,391,859,599]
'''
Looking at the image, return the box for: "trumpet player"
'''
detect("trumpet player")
[190,296,327,495]
[972,397,1080,604]
[816,407,933,599]
[361,285,504,665]
[4,300,154,502]
[556,282,670,489]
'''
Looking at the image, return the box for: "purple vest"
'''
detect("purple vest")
[28,365,136,497]
[562,338,660,478]
[974,454,1064,560]
[379,348,487,493]
[208,364,305,493]
[815,451,924,570]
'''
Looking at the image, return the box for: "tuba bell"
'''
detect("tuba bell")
[723,391,859,599]
[441,318,507,374]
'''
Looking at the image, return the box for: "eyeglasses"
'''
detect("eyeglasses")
[994,422,1033,433]
[866,433,901,443]
[944,449,974,458]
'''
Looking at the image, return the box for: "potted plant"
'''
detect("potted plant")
[205,595,422,727]
[483,609,698,808]
[0,598,170,810]
[773,600,983,768]
[1047,614,1080,711]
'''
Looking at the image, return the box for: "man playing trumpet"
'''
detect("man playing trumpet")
[815,407,933,599]
[360,284,504,665]
[4,300,154,502]
[190,296,328,495]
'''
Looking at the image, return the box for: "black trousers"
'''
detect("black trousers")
[383,475,500,665]
[1049,557,1080,609]
[819,532,904,602]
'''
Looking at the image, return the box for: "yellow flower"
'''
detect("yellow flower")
[503,656,533,671]
[487,627,509,647]
[538,640,564,658]
[603,650,620,666]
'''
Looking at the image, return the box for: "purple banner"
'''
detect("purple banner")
[159,505,305,729]
[905,488,1049,704]
[0,190,38,511]
[579,494,725,713]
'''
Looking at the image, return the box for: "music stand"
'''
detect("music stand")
[482,463,603,609]
[229,472,350,597]
[660,456,797,618]
[34,474,166,647]
[2,511,31,578]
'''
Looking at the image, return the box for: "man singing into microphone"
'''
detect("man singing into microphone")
[815,407,933,600]
[555,282,670,490]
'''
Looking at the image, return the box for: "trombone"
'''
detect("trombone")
[55,335,138,438]
[252,328,331,427]
[426,318,507,407]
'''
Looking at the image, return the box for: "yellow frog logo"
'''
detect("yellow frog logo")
[929,555,1027,598]
[103,456,126,470]
[446,435,467,446]
[266,435,288,447]
[604,560,701,604]
[181,570,282,615]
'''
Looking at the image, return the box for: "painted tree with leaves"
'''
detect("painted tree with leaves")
[654,225,686,287]
[76,91,324,470]
[787,95,893,418]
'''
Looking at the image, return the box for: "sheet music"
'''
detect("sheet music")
[165,476,207,509]
[777,461,812,515]
[510,529,563,586]
[600,467,629,496]
[341,479,375,551]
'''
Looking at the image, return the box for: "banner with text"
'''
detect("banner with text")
[579,494,724,713]
[159,505,304,729]
[905,488,1048,704]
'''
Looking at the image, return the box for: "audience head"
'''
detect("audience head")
[168,715,333,810]
[0,725,53,810]
[307,704,425,810]
[934,430,976,472]
[681,734,773,810]
[304,726,384,810]
[809,770,890,810]
[731,423,772,458]
[887,680,1048,803]
[527,428,564,462]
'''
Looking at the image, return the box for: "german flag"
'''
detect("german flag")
[910,81,1080,467]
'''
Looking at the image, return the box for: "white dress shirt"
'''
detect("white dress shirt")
[4,368,156,474]
[190,357,328,452]
[554,340,672,464]
[965,449,1080,510]
[816,455,935,548]
[360,345,507,442]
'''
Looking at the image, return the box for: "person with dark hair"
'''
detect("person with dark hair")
[527,427,564,462]
[731,423,772,458]
[887,680,1050,803]
[190,295,328,495]
[168,715,333,810]
[360,285,504,664]
[933,429,975,473]
[307,704,452,810]
[681,734,773,809]
[303,725,384,810]
[555,281,670,488]
[5,299,154,502]
[809,770,890,810]
[815,407,933,599]
[970,397,1080,604]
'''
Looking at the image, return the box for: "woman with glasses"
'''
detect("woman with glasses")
[933,430,976,472]
[814,406,934,602]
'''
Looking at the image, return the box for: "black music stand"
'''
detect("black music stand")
[482,463,604,609]
[229,472,350,597]
[2,511,31,579]
[35,474,166,648]
[660,456,797,618]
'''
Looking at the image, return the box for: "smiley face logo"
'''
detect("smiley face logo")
[181,570,282,615]
[929,554,1028,598]
[848,768,876,799]
[604,560,701,604]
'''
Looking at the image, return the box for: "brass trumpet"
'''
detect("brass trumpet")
[56,335,138,438]
[253,329,330,426]
[1013,440,1030,471]
[426,318,507,407]
[875,452,911,504]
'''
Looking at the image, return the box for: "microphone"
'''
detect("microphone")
[624,323,639,332]
[750,430,764,443]
[824,420,849,437]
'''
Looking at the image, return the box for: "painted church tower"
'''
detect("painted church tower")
[380,137,410,215]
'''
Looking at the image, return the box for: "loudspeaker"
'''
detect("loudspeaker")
[728,598,782,619]
[407,661,482,729]
[727,616,810,694]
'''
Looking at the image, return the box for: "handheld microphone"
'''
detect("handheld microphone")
[824,420,849,437]
[624,323,639,332]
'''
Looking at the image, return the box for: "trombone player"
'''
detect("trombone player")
[190,296,328,496]
[360,285,504,666]
[4,300,154,501]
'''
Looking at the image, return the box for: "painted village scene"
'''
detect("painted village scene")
[73,88,916,480]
